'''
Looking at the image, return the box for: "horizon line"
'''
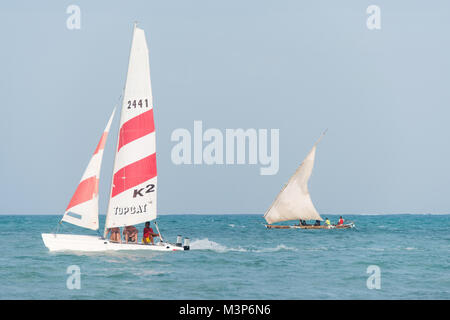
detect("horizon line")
[0,212,449,216]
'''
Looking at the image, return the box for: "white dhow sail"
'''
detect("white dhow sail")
[264,137,324,224]
[105,24,157,229]
[61,109,115,230]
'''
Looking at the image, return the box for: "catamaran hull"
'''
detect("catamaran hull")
[41,233,185,252]
[265,223,355,230]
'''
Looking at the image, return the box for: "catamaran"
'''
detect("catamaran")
[264,132,355,230]
[42,23,189,252]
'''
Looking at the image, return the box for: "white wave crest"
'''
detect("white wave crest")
[228,224,246,228]
[190,238,246,252]
[253,244,297,253]
[190,238,297,253]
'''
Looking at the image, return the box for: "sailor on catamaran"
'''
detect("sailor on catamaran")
[105,227,121,243]
[142,221,160,245]
[123,226,138,243]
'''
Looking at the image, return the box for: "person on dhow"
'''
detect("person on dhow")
[299,219,311,226]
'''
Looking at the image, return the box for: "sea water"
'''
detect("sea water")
[0,214,448,299]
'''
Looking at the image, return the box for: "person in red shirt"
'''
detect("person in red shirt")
[142,221,159,245]
[337,216,344,226]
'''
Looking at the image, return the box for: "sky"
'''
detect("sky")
[1,0,450,215]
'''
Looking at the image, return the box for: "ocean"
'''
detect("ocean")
[0,214,448,299]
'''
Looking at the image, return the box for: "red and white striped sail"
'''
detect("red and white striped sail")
[62,109,115,230]
[105,25,157,229]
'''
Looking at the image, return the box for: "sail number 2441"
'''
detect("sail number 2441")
[127,99,149,109]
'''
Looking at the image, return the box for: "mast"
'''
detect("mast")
[102,97,124,237]
[103,24,137,237]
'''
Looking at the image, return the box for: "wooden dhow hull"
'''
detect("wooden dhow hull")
[265,223,355,230]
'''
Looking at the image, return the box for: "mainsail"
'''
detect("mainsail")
[264,137,324,224]
[105,24,157,229]
[62,109,115,230]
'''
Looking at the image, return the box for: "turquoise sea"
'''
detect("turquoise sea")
[0,214,449,299]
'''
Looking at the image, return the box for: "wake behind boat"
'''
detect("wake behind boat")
[42,23,190,252]
[263,132,355,230]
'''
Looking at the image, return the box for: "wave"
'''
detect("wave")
[190,239,246,252]
[133,270,171,276]
[190,238,297,253]
[228,224,246,228]
[306,246,329,251]
[254,244,297,253]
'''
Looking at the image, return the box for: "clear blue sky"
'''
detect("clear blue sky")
[1,1,450,214]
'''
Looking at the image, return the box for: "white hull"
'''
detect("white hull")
[42,233,185,252]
